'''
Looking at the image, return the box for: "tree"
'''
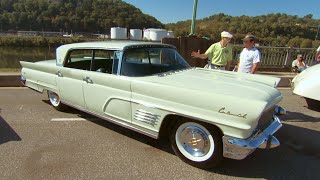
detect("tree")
[300,39,313,48]
[288,37,302,47]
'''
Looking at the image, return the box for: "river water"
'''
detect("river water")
[0,47,55,69]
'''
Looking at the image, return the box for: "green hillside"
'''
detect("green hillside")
[165,13,320,48]
[0,0,163,33]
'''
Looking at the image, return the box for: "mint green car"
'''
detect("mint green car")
[20,41,285,168]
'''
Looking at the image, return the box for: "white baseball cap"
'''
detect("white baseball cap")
[221,31,233,38]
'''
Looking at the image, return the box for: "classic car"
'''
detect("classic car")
[291,63,320,109]
[20,41,285,169]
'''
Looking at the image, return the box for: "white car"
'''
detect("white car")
[20,41,286,168]
[291,64,320,109]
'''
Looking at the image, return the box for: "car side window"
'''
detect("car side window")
[121,47,190,77]
[64,49,115,74]
[121,49,151,77]
[91,50,114,74]
[64,49,93,70]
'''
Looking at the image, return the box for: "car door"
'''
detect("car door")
[56,49,93,109]
[82,50,132,123]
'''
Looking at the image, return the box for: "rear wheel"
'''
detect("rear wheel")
[47,90,66,111]
[170,121,223,169]
[305,97,320,109]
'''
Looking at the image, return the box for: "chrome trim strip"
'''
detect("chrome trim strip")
[136,109,159,117]
[134,114,157,121]
[133,109,160,127]
[134,117,158,127]
[61,100,159,139]
[222,115,282,160]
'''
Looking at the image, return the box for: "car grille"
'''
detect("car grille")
[256,106,275,130]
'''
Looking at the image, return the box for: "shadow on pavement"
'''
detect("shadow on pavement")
[77,112,175,155]
[281,111,320,122]
[0,116,21,145]
[209,124,320,179]
[276,123,320,158]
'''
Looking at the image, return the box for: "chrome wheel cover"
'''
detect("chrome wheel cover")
[175,122,215,162]
[48,91,60,107]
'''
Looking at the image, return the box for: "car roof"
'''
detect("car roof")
[58,40,174,51]
[56,40,175,66]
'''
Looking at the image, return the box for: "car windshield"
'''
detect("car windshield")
[121,47,190,77]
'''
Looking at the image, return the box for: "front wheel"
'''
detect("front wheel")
[170,121,223,169]
[47,90,66,111]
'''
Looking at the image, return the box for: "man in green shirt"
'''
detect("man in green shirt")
[191,31,233,70]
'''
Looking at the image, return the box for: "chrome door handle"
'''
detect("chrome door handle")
[83,77,93,84]
[56,71,63,77]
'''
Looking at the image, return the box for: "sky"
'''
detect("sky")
[122,0,320,24]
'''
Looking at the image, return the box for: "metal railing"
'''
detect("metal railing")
[231,45,317,68]
[162,37,317,70]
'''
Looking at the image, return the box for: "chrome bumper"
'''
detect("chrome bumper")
[20,76,26,86]
[222,115,282,160]
[289,79,294,90]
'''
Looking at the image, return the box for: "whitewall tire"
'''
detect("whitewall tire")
[170,121,223,169]
[47,91,65,111]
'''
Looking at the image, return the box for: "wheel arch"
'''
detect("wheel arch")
[158,114,224,139]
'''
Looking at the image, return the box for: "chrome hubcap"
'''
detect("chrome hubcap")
[48,91,60,107]
[176,122,214,162]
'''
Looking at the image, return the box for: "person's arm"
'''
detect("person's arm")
[225,60,231,71]
[250,49,260,74]
[191,51,208,60]
[233,62,238,72]
[251,63,259,74]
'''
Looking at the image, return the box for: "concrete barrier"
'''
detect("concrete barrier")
[0,73,22,87]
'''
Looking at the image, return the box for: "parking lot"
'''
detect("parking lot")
[0,88,319,179]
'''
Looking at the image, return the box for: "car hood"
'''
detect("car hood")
[292,63,320,83]
[141,68,282,108]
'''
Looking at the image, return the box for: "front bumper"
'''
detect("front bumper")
[222,115,282,160]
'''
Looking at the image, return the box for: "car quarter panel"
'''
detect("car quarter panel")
[20,61,58,93]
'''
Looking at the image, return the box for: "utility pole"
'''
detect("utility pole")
[189,0,198,36]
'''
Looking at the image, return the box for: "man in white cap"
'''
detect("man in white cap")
[191,31,233,70]
[237,34,261,74]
